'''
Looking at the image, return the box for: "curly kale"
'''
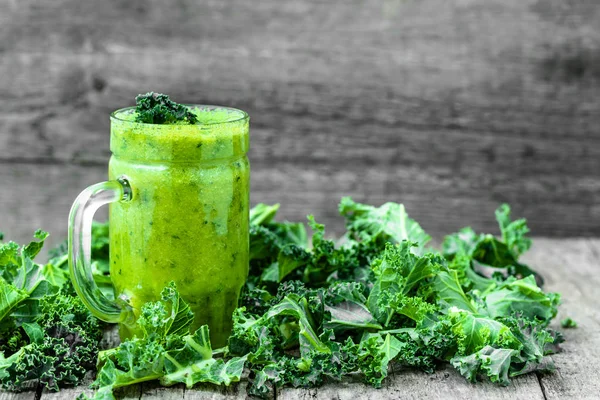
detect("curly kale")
[0,230,105,392]
[3,199,567,398]
[225,201,564,397]
[247,205,381,292]
[0,292,103,391]
[134,92,198,124]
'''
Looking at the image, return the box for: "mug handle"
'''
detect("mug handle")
[68,177,134,324]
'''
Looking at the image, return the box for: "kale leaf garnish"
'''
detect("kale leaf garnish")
[134,92,198,124]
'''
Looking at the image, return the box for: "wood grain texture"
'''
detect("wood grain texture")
[278,366,544,400]
[141,380,249,400]
[41,376,95,400]
[0,392,34,400]
[0,0,599,236]
[0,383,35,400]
[2,161,597,261]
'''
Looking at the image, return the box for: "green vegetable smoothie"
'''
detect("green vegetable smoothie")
[108,106,249,347]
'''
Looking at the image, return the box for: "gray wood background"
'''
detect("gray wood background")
[1,0,600,249]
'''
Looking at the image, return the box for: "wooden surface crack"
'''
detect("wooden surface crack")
[535,372,548,400]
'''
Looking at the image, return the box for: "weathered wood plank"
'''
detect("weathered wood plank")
[1,0,599,138]
[0,378,37,400]
[521,239,600,400]
[0,392,34,400]
[278,365,544,400]
[2,162,599,264]
[2,90,600,202]
[138,382,184,400]
[2,42,599,141]
[139,380,250,400]
[42,376,94,400]
[0,163,107,257]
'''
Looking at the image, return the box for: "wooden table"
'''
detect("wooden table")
[1,238,598,400]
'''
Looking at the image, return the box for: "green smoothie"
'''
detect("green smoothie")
[108,106,249,347]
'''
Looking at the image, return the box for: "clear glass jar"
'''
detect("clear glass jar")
[69,105,249,347]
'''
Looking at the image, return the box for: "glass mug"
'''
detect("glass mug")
[68,105,250,347]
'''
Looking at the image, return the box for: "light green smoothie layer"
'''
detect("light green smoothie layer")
[110,106,249,162]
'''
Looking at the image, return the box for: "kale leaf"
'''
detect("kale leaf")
[92,283,245,399]
[442,204,542,284]
[229,201,563,397]
[339,197,431,249]
[134,92,198,124]
[0,231,104,392]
